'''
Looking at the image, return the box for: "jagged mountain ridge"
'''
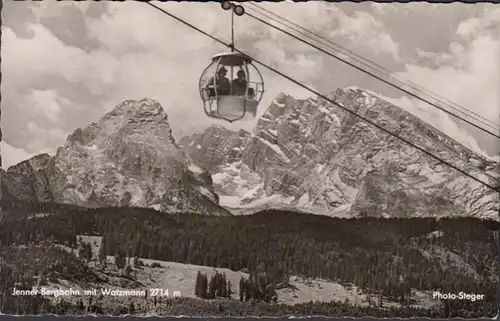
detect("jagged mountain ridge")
[180,87,500,220]
[2,98,231,216]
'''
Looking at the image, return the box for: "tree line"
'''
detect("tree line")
[0,201,498,317]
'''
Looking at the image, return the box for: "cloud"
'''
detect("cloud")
[456,18,482,39]
[22,89,71,123]
[240,1,400,60]
[403,8,500,121]
[24,121,68,155]
[414,49,453,68]
[387,9,500,157]
[3,25,90,86]
[2,24,96,152]
[2,0,495,162]
[456,8,500,40]
[399,34,499,124]
[51,1,324,136]
[1,141,35,170]
[330,10,399,59]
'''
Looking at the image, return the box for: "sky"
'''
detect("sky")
[2,1,499,169]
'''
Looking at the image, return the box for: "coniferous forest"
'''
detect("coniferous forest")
[0,199,498,317]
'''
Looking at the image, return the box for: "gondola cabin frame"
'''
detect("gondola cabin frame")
[199,52,265,123]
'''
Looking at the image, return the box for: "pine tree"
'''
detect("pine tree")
[239,277,245,301]
[115,252,125,270]
[208,275,216,299]
[38,272,47,286]
[126,249,131,265]
[78,242,92,262]
[216,272,225,298]
[124,264,132,277]
[40,299,49,315]
[222,273,229,297]
[195,271,202,297]
[227,280,232,298]
[98,238,107,265]
[76,299,85,314]
[201,273,208,299]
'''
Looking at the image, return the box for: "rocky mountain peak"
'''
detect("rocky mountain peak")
[103,98,168,123]
[3,99,231,216]
[179,124,251,173]
[9,153,52,170]
[66,98,176,150]
[181,88,499,220]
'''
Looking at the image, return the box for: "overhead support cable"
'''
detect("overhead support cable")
[240,5,500,140]
[144,2,499,192]
[245,2,500,133]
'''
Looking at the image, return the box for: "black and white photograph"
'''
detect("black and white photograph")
[1,0,499,318]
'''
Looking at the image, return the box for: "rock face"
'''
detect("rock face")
[180,88,500,220]
[179,126,250,173]
[3,98,231,216]
[2,153,53,203]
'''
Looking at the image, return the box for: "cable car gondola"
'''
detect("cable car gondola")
[198,1,264,123]
[199,52,264,122]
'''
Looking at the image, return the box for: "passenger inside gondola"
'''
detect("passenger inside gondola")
[231,69,255,98]
[231,70,247,96]
[207,67,231,96]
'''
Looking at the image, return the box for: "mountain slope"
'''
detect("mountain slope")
[178,126,250,173]
[181,88,499,220]
[3,98,231,216]
[0,204,497,317]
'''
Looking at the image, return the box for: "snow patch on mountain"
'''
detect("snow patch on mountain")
[187,164,204,174]
[180,88,499,220]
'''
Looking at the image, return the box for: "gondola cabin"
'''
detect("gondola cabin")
[199,52,264,123]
